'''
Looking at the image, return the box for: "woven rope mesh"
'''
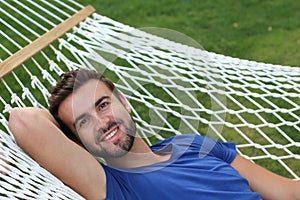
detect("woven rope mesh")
[0,0,299,198]
[0,1,85,199]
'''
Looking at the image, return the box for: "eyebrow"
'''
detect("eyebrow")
[73,96,110,128]
[94,96,110,108]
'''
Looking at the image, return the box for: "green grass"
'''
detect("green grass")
[1,0,299,179]
[79,0,300,67]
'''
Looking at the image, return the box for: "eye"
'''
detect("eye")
[99,101,109,110]
[95,97,111,113]
[77,117,89,128]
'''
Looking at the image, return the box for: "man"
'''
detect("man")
[8,69,300,199]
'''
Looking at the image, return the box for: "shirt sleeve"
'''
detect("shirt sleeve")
[196,135,237,164]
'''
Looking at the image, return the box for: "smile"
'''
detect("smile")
[101,125,120,142]
[104,128,118,141]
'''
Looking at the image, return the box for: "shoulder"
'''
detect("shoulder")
[151,134,200,149]
[150,134,214,154]
[151,133,231,148]
[151,134,237,163]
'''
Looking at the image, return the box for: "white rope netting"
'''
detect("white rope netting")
[0,0,299,198]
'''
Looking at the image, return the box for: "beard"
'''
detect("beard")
[101,133,135,158]
[85,116,137,159]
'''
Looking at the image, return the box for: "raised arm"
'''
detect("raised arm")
[8,107,106,200]
[231,154,300,200]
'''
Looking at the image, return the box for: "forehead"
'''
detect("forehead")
[73,79,111,103]
[58,79,113,125]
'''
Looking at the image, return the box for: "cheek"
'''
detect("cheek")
[78,126,96,144]
[111,104,131,119]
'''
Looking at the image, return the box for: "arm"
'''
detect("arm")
[231,154,300,200]
[8,107,106,200]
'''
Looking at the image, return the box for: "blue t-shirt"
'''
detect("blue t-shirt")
[102,134,262,200]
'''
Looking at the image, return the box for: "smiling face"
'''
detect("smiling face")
[58,79,136,159]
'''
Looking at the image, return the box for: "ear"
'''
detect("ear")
[118,93,131,113]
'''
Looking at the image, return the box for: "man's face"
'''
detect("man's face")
[58,79,136,159]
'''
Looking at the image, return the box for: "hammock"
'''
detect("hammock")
[0,1,299,199]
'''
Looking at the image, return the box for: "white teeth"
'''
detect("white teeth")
[104,129,117,140]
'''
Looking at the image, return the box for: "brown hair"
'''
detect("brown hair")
[48,69,119,144]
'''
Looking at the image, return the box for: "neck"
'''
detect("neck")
[106,135,170,169]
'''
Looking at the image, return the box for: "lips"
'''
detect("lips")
[103,128,118,141]
[101,125,120,142]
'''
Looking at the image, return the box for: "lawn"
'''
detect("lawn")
[78,0,300,67]
[0,0,299,180]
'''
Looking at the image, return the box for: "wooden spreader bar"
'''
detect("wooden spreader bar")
[0,5,95,78]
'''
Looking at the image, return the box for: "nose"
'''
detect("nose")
[95,114,110,131]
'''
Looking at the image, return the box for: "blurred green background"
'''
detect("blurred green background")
[0,0,299,179]
[77,0,300,67]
